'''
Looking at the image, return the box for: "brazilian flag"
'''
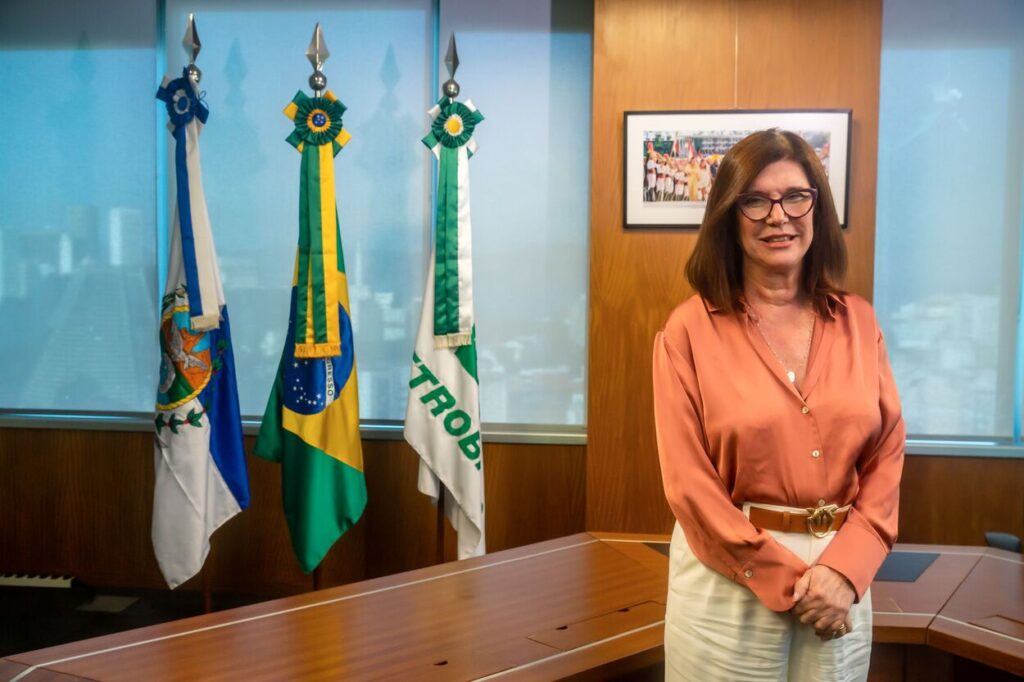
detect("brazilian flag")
[255,90,365,572]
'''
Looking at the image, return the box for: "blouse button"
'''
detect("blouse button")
[811,450,821,458]
[818,498,826,506]
[801,406,810,414]
[744,569,753,578]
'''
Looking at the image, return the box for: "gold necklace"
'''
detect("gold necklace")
[750,305,815,384]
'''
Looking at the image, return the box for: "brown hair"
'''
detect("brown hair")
[684,129,847,315]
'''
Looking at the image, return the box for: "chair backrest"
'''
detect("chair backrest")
[984,531,1022,553]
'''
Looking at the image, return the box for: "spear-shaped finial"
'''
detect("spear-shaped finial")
[442,33,460,100]
[183,14,202,84]
[306,23,330,96]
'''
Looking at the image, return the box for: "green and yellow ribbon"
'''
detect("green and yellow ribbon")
[284,91,352,358]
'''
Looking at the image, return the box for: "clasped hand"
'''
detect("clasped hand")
[791,565,855,641]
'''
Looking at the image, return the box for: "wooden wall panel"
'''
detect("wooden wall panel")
[897,454,1024,546]
[0,428,164,588]
[484,443,587,553]
[1,427,1018,595]
[587,0,883,533]
[0,427,585,595]
[587,0,736,536]
[359,439,441,579]
[736,0,881,298]
[207,448,321,596]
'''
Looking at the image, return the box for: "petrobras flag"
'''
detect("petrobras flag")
[254,90,366,573]
[406,264,485,559]
[153,69,249,589]
[405,97,485,559]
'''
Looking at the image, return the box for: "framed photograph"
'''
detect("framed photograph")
[623,109,851,229]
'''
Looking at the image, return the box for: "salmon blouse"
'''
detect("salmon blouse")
[653,293,905,612]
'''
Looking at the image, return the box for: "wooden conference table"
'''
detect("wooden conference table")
[1,534,1022,680]
[870,542,1024,677]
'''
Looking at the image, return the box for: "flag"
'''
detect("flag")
[405,96,486,559]
[254,90,365,573]
[671,137,679,158]
[152,68,249,589]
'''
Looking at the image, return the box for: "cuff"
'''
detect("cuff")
[815,521,890,600]
[734,537,809,612]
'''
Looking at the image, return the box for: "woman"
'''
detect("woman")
[653,129,904,681]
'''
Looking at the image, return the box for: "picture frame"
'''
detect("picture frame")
[622,109,852,229]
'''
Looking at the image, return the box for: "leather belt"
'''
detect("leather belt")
[749,504,849,538]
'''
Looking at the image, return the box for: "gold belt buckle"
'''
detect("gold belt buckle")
[805,504,839,538]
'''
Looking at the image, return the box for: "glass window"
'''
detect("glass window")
[165,0,591,425]
[0,0,592,430]
[440,0,592,425]
[874,0,1024,439]
[0,1,159,411]
[164,0,435,421]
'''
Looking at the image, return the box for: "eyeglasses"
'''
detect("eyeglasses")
[736,188,818,221]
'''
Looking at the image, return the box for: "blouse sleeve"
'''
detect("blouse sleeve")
[816,329,906,599]
[654,328,809,612]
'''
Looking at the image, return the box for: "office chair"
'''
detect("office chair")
[984,531,1022,553]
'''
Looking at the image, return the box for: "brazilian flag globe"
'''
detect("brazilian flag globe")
[255,90,365,572]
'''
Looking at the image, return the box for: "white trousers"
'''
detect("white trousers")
[664,504,872,682]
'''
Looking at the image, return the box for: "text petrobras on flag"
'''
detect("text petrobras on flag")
[409,353,482,470]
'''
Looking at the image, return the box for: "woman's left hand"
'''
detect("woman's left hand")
[791,565,856,640]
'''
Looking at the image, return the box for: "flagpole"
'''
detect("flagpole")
[186,14,215,615]
[435,488,446,564]
[310,23,330,591]
[308,24,329,592]
[430,35,462,567]
[307,25,331,589]
[202,562,213,613]
[313,565,323,591]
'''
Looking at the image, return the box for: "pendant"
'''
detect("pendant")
[787,370,796,383]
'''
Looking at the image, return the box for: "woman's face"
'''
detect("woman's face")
[736,159,814,278]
